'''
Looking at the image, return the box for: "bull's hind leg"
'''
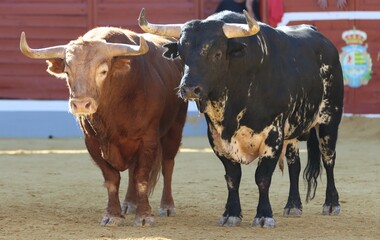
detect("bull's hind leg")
[158,137,177,217]
[318,124,340,215]
[132,142,159,227]
[122,163,137,215]
[316,56,342,215]
[283,142,303,217]
[158,105,187,217]
[159,155,176,217]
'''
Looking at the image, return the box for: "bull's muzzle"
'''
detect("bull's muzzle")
[69,97,97,116]
[180,85,201,100]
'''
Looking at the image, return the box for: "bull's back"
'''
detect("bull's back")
[281,26,344,108]
[280,25,340,67]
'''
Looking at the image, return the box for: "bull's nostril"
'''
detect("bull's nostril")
[71,102,77,109]
[85,102,91,109]
[180,86,201,99]
[193,87,201,96]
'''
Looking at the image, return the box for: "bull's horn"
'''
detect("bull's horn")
[20,32,66,59]
[222,10,260,39]
[107,36,149,57]
[138,8,182,38]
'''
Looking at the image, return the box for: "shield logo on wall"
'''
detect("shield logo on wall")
[339,28,372,88]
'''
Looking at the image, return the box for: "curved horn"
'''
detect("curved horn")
[222,10,260,39]
[20,32,66,59]
[106,36,149,57]
[138,8,182,38]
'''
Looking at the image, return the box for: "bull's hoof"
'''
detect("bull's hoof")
[252,217,276,228]
[100,214,125,227]
[133,215,154,227]
[121,201,137,215]
[283,207,302,217]
[158,207,176,217]
[217,216,242,227]
[322,204,340,215]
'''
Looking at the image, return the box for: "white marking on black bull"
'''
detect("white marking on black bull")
[256,34,267,65]
[205,97,227,131]
[318,65,334,125]
[207,101,285,165]
[284,140,298,165]
[200,43,211,56]
[319,135,335,165]
[247,82,253,97]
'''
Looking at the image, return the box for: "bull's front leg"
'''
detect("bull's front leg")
[283,142,302,216]
[253,156,279,227]
[100,167,124,226]
[84,136,124,227]
[253,129,284,228]
[217,155,242,227]
[91,158,124,226]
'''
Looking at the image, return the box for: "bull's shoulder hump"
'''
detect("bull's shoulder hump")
[276,24,317,34]
[139,33,175,45]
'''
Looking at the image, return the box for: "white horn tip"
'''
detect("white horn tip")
[138,8,147,27]
[20,32,29,55]
[243,10,254,28]
[243,10,260,34]
[20,32,26,45]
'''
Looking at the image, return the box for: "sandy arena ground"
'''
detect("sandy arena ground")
[0,116,379,240]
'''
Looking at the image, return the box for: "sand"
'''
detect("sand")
[0,116,379,240]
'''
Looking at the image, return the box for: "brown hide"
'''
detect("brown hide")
[43,27,187,226]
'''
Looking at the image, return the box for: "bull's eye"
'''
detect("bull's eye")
[96,63,109,87]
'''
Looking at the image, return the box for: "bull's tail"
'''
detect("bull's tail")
[147,146,162,197]
[304,127,322,202]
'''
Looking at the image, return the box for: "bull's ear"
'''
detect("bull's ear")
[162,42,179,59]
[46,59,66,79]
[112,58,131,73]
[227,41,247,57]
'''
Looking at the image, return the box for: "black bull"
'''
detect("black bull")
[140,10,343,227]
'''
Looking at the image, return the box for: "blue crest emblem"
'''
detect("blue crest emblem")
[339,28,372,88]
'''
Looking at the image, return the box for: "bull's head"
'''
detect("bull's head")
[138,9,260,112]
[20,31,148,116]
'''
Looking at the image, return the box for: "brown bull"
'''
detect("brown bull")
[20,27,188,226]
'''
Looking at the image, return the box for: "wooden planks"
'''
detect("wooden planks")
[95,0,199,32]
[0,0,88,99]
[1,0,379,113]
[0,0,208,99]
[284,0,356,12]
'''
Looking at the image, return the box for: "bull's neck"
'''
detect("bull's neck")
[203,91,231,134]
[79,114,105,137]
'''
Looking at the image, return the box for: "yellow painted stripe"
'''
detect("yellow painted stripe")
[0,149,88,155]
[0,148,307,155]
